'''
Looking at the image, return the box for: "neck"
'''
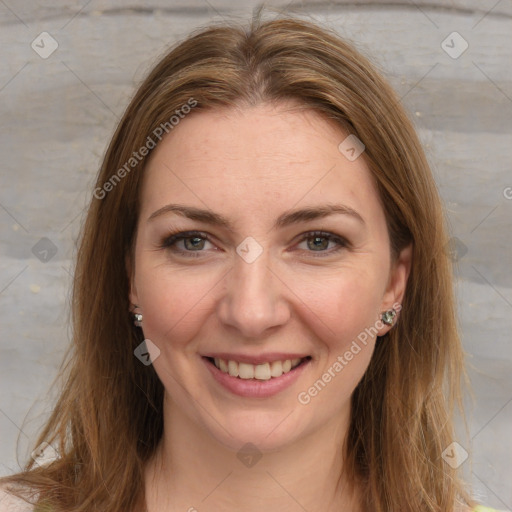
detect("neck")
[145,393,361,512]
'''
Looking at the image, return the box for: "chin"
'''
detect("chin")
[203,408,309,454]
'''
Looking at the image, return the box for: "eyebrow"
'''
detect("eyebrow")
[147,203,365,228]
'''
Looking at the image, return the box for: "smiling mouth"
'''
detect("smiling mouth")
[204,356,311,380]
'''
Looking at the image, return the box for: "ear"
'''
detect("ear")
[377,243,413,335]
[126,252,139,309]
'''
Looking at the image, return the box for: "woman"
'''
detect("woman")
[0,15,504,512]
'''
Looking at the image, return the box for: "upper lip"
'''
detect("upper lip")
[202,352,310,365]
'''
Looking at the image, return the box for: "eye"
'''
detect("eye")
[161,231,215,255]
[295,231,348,255]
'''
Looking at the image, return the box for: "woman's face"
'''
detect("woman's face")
[130,102,411,451]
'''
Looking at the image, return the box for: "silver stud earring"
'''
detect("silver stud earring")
[381,308,397,326]
[131,305,143,327]
[133,313,143,327]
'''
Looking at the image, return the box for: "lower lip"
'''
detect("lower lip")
[203,357,310,398]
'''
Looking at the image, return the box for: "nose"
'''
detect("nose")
[216,250,291,339]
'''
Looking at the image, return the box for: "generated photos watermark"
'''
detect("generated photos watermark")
[31,441,59,467]
[441,441,469,469]
[297,303,402,405]
[94,97,198,200]
[134,339,161,366]
[338,134,365,161]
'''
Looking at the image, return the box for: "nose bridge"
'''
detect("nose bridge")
[218,248,290,338]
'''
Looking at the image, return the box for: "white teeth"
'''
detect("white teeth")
[270,360,283,378]
[254,362,271,380]
[212,357,305,380]
[228,360,239,377]
[238,362,255,379]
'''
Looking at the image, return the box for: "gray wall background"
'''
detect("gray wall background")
[0,0,511,509]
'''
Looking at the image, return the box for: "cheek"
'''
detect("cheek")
[134,259,221,349]
[291,270,385,404]
[291,265,386,352]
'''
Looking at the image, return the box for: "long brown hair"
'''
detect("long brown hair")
[2,15,474,512]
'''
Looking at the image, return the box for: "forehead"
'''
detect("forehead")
[140,103,382,225]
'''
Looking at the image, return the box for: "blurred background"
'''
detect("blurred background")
[0,0,510,508]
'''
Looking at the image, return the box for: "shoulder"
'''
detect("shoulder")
[473,506,511,512]
[0,485,34,512]
[456,505,510,512]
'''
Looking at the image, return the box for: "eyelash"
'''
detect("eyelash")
[160,230,349,258]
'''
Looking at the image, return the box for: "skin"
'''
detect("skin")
[129,102,412,512]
